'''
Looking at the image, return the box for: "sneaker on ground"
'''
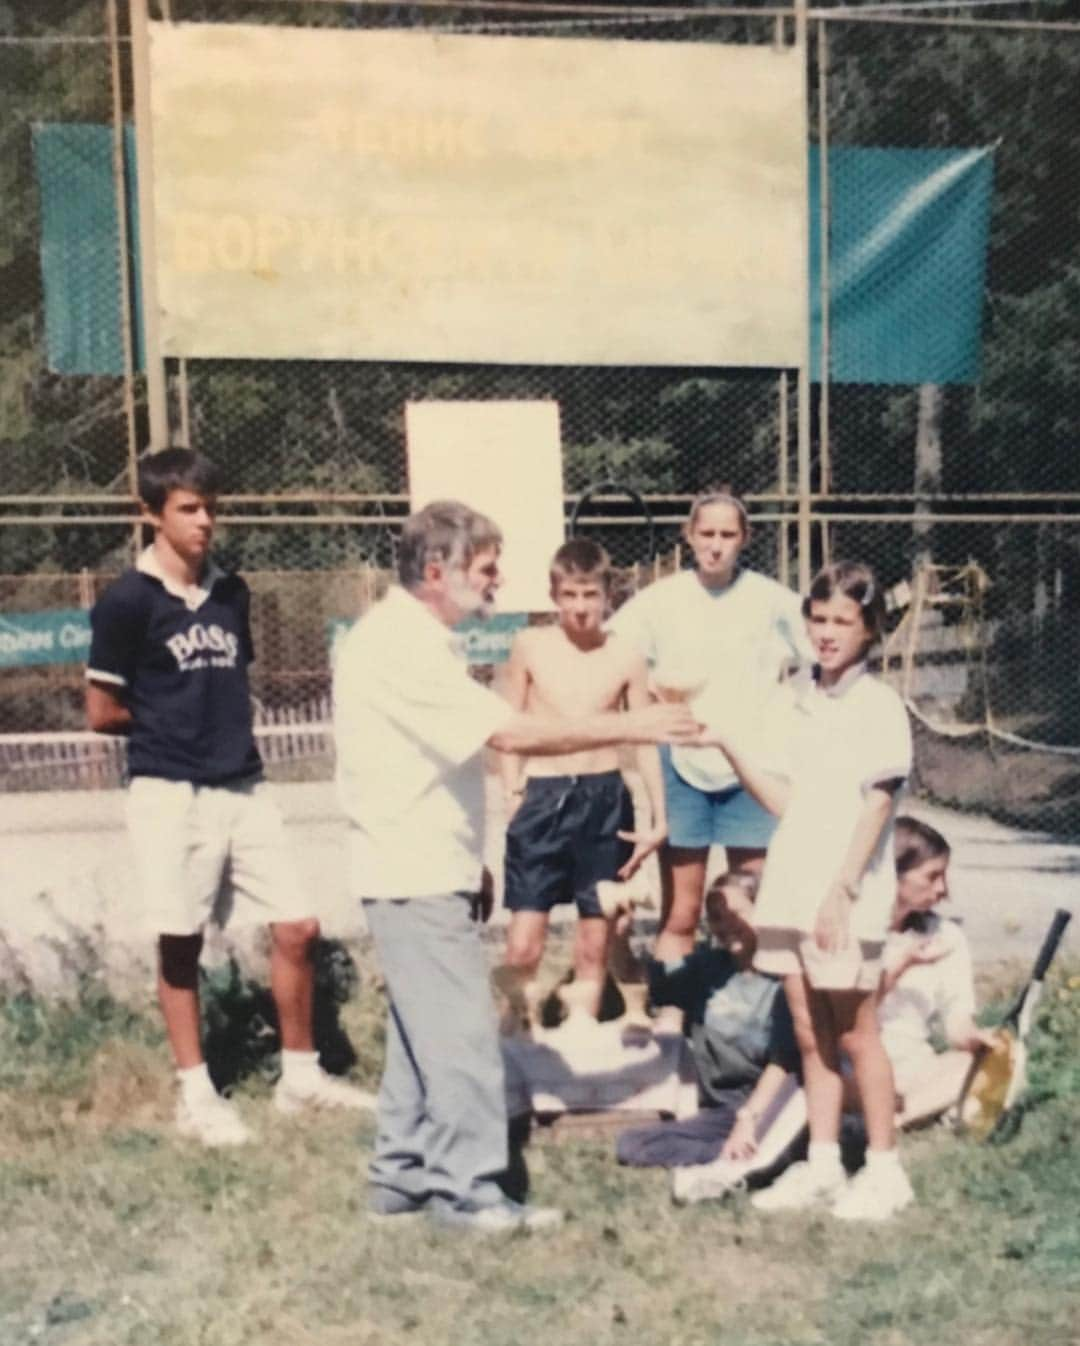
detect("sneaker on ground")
[367,1188,428,1223]
[832,1162,914,1222]
[428,1197,564,1235]
[274,1069,378,1116]
[176,1091,251,1148]
[750,1160,847,1213]
[671,1159,747,1206]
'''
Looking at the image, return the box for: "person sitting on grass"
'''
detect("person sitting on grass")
[498,539,668,1027]
[879,816,996,1127]
[86,447,375,1148]
[615,871,800,1170]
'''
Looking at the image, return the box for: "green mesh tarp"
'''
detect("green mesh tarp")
[810,145,994,384]
[32,122,144,375]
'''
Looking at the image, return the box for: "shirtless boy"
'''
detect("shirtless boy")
[500,540,667,1021]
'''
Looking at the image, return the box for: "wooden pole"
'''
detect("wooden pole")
[778,370,790,587]
[106,0,141,559]
[816,17,831,496]
[129,0,169,451]
[795,0,812,591]
[176,357,191,447]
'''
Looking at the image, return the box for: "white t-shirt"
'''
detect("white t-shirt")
[334,586,514,899]
[608,568,811,791]
[878,914,976,1067]
[750,665,913,943]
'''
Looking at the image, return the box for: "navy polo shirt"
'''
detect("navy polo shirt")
[87,552,263,785]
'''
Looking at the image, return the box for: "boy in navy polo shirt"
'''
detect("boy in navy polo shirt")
[87,448,373,1146]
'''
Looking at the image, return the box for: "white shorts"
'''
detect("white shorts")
[125,776,310,936]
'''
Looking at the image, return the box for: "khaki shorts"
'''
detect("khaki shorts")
[125,776,310,936]
[754,926,884,993]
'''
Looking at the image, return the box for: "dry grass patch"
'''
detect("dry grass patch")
[0,952,1078,1346]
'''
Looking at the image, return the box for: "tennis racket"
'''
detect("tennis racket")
[955,907,1072,1141]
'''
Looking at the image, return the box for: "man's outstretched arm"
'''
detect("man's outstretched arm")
[489,700,697,757]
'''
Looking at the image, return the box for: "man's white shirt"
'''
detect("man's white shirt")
[334,586,513,898]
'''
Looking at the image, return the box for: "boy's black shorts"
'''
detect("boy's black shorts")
[503,771,634,918]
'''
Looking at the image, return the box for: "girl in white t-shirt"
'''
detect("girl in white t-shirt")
[880,816,995,1127]
[608,490,811,967]
[700,560,915,1221]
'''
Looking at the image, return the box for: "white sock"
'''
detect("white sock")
[807,1141,843,1172]
[280,1048,321,1086]
[865,1147,903,1173]
[177,1062,215,1101]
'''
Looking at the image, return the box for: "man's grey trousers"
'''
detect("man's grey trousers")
[363,894,508,1211]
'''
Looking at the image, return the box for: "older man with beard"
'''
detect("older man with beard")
[335,500,697,1234]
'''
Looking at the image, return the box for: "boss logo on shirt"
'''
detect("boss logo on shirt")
[165,623,240,671]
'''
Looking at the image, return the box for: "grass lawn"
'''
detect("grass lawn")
[1,944,1077,1346]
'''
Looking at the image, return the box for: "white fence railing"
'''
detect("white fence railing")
[1,699,334,792]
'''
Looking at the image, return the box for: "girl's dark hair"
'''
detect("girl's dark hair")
[802,560,887,643]
[137,448,221,513]
[894,815,950,875]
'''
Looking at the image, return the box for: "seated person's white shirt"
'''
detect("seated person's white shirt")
[878,914,976,1073]
[334,586,513,898]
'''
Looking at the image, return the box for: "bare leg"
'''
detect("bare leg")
[655,845,708,963]
[158,933,205,1070]
[270,918,319,1052]
[898,1051,973,1129]
[784,974,845,1144]
[503,911,549,980]
[835,990,896,1151]
[571,916,614,1019]
[607,914,645,985]
[497,912,551,1028]
[723,846,766,880]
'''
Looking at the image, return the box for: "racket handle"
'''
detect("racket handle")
[1031,908,1072,983]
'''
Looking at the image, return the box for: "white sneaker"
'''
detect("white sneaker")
[750,1160,847,1213]
[273,1068,378,1116]
[832,1161,914,1222]
[671,1159,747,1206]
[176,1091,251,1147]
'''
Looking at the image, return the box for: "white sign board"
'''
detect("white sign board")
[149,23,807,367]
[405,401,564,612]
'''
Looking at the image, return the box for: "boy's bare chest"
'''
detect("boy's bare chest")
[528,642,630,712]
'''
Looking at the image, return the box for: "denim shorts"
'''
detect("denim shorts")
[660,746,777,851]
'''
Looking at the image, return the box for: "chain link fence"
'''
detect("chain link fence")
[3,2,1080,831]
[815,10,1080,831]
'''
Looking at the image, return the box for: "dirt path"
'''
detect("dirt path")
[2,780,1076,996]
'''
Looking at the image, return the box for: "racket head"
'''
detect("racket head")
[956,1027,1019,1141]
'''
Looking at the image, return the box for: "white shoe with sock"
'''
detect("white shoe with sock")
[832,1151,914,1221]
[751,1145,847,1213]
[273,1050,377,1115]
[671,1159,748,1205]
[176,1087,251,1147]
